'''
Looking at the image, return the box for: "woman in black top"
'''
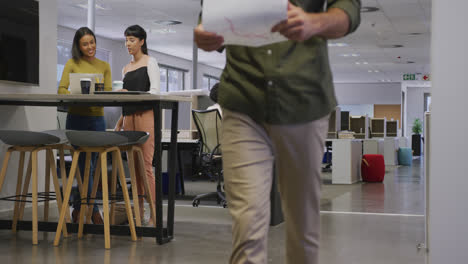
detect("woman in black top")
[115,25,160,226]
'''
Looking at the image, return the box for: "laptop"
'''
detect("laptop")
[69,73,103,94]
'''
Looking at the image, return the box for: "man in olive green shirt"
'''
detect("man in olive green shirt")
[195,1,361,263]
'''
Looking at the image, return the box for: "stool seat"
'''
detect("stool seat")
[42,130,70,144]
[0,130,60,146]
[113,131,149,145]
[361,154,385,182]
[398,147,413,166]
[66,131,130,147]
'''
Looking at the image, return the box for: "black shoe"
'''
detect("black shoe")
[72,209,79,223]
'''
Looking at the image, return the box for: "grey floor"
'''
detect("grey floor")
[0,158,427,264]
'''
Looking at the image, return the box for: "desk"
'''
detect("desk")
[0,93,191,245]
[328,139,363,184]
[363,139,384,155]
[161,138,198,196]
[383,137,399,165]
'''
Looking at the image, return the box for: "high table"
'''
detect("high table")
[0,93,191,245]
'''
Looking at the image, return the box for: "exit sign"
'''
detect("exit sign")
[403,74,416,81]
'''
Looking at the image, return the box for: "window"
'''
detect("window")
[159,64,187,92]
[203,74,220,90]
[159,67,167,92]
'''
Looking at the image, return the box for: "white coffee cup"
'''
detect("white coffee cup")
[112,81,123,91]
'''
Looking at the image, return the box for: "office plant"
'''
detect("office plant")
[412,118,423,156]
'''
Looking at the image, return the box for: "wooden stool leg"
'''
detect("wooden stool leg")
[86,155,101,224]
[100,152,111,249]
[43,148,51,222]
[69,149,84,196]
[127,149,142,229]
[12,151,25,233]
[110,152,118,225]
[59,147,72,224]
[78,152,92,238]
[18,153,32,221]
[114,149,137,242]
[31,149,39,245]
[136,147,156,227]
[54,151,80,246]
[0,148,13,192]
[47,149,68,237]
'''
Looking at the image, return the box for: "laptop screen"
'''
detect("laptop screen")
[69,73,103,94]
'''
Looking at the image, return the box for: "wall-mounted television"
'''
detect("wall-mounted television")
[0,1,39,85]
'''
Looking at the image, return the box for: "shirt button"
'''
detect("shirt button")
[267,49,272,55]
[268,81,273,86]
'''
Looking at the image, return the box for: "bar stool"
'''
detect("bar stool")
[0,130,68,244]
[42,130,85,224]
[85,131,156,231]
[54,131,137,249]
[108,131,156,229]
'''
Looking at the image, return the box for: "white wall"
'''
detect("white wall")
[400,82,431,152]
[339,104,374,117]
[334,82,401,105]
[429,0,468,263]
[58,26,223,90]
[405,85,431,137]
[0,0,58,211]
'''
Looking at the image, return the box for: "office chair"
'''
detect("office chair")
[191,109,226,208]
[322,141,333,172]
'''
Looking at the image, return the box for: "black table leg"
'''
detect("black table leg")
[177,149,185,195]
[167,102,178,238]
[153,102,164,244]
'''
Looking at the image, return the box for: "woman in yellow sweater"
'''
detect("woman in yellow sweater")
[58,27,112,224]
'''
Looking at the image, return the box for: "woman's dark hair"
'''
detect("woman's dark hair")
[209,83,219,103]
[72,27,96,62]
[124,25,148,55]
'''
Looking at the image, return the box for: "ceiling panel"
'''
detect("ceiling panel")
[57,0,432,83]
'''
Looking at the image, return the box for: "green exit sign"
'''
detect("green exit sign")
[403,74,416,81]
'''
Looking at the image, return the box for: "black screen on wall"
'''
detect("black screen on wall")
[0,1,39,85]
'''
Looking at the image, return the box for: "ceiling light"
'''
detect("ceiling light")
[154,20,182,26]
[361,6,380,13]
[355,62,360,65]
[74,3,111,11]
[379,44,404,48]
[368,70,373,73]
[387,80,391,82]
[374,70,379,73]
[150,28,177,34]
[340,53,360,57]
[363,62,368,65]
[328,43,348,47]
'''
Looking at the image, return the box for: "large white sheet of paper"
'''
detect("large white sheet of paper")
[202,0,288,47]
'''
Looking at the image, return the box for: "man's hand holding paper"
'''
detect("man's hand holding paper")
[200,0,288,47]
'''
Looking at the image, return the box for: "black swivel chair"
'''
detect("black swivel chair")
[191,109,226,208]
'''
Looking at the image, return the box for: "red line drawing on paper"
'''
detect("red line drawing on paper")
[224,17,269,40]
